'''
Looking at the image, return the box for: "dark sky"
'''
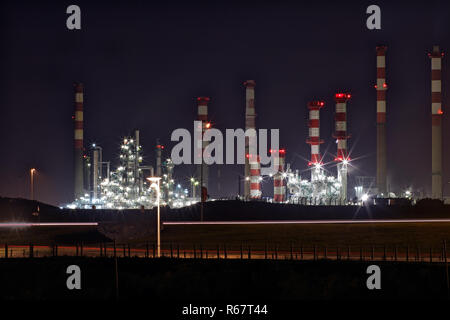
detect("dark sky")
[1,0,449,205]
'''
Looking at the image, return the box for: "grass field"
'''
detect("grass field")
[0,226,108,245]
[1,222,450,251]
[141,222,450,250]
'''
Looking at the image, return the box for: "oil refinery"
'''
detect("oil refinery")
[67,44,445,209]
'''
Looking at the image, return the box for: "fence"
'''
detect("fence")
[1,241,449,264]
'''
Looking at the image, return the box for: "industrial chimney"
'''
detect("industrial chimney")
[196,97,210,196]
[73,83,84,200]
[306,100,325,181]
[244,80,260,199]
[333,93,351,203]
[272,149,286,203]
[376,45,388,196]
[428,45,444,199]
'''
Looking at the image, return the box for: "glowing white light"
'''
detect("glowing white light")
[361,194,369,201]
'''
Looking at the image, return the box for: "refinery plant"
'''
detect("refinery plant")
[68,45,445,209]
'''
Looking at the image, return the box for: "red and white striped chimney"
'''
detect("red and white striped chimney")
[272,149,286,203]
[196,97,210,195]
[249,154,261,199]
[244,80,259,199]
[334,93,351,202]
[306,101,325,180]
[376,45,388,196]
[428,45,444,199]
[73,83,84,200]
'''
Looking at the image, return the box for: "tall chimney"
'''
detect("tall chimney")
[306,100,325,181]
[196,97,210,195]
[249,154,261,198]
[428,45,444,199]
[73,83,84,200]
[376,46,388,196]
[155,142,163,177]
[272,149,286,203]
[244,80,259,199]
[333,93,351,202]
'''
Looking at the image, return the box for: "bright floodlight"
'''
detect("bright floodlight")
[147,177,161,183]
[361,194,369,201]
[342,159,349,165]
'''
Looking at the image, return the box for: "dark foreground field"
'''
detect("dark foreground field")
[0,257,448,300]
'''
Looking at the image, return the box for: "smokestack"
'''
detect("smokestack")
[272,149,286,203]
[249,154,261,199]
[334,93,351,202]
[73,83,84,200]
[428,45,444,199]
[197,97,210,195]
[244,80,259,199]
[376,45,388,196]
[306,100,325,181]
[155,142,163,177]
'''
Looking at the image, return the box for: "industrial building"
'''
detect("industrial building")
[68,44,445,209]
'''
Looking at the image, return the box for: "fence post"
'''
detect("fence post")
[128,244,130,257]
[324,246,327,259]
[217,245,220,259]
[240,243,243,259]
[4,243,7,259]
[100,243,103,257]
[444,240,449,297]
[146,242,149,258]
[153,243,156,258]
[224,244,227,259]
[55,244,58,257]
[170,243,173,258]
[248,245,251,259]
[347,246,350,260]
[193,244,196,259]
[177,244,180,258]
[265,242,268,260]
[417,245,420,262]
[290,242,293,260]
[200,244,203,259]
[313,245,316,260]
[275,244,278,260]
[80,242,83,256]
[76,243,79,257]
[394,245,397,261]
[300,245,303,260]
[406,245,409,262]
[113,240,117,258]
[205,247,208,259]
[29,244,34,258]
[360,247,363,261]
[430,247,433,263]
[337,247,339,260]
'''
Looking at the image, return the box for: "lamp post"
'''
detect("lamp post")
[147,176,161,258]
[30,168,36,200]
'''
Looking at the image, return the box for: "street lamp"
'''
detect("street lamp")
[147,176,161,258]
[30,168,36,200]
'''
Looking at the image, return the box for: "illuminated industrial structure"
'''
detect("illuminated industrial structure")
[284,100,342,204]
[376,45,388,196]
[428,45,444,199]
[334,93,352,202]
[196,97,210,198]
[244,80,261,199]
[73,83,84,200]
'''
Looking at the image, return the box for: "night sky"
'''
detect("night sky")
[1,0,449,205]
